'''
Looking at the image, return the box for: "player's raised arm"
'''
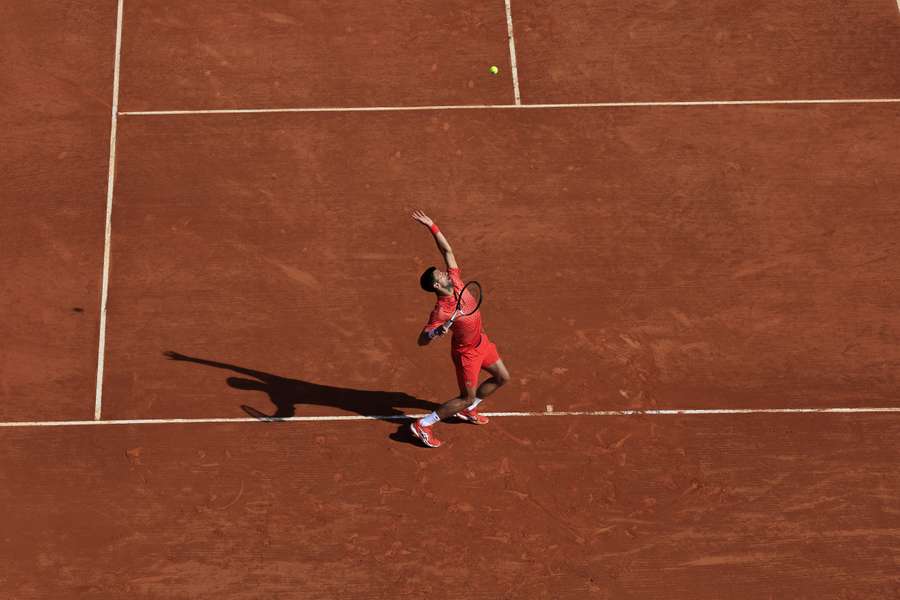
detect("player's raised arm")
[412,210,457,269]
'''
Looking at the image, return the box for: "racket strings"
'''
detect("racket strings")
[457,283,482,316]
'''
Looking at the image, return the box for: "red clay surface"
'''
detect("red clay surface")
[102,105,900,420]
[2,414,898,599]
[119,0,513,111]
[0,0,116,420]
[5,4,900,598]
[513,0,900,103]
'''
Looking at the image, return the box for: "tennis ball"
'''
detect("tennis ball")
[489,65,500,75]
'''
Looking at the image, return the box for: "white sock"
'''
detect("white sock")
[467,398,483,411]
[419,411,441,427]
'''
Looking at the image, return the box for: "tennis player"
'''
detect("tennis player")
[409,210,510,448]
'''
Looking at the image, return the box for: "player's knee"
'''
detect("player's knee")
[496,367,510,386]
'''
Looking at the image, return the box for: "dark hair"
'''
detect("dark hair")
[419,266,438,292]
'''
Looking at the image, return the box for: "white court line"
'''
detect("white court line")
[94,0,125,421]
[119,97,900,116]
[503,0,522,104]
[0,407,898,429]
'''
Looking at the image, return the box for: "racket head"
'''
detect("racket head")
[455,281,483,316]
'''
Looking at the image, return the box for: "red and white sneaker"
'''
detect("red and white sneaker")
[410,421,442,448]
[455,407,490,425]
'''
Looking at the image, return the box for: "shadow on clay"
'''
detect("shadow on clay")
[162,351,440,432]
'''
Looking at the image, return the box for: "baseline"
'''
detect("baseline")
[0,407,898,429]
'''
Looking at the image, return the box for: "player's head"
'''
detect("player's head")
[419,266,452,294]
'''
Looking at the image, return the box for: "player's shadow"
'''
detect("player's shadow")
[163,351,438,436]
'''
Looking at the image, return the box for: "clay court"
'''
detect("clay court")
[2,1,900,597]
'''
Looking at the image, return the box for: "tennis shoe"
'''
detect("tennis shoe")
[455,407,489,425]
[410,421,442,448]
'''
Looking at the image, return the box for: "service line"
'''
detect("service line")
[119,97,900,116]
[2,407,898,429]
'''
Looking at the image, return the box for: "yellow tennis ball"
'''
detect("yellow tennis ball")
[489,65,500,75]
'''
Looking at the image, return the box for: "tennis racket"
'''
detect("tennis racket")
[443,281,483,330]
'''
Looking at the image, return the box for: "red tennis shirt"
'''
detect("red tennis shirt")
[423,268,484,354]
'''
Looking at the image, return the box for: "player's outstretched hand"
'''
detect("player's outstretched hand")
[411,210,434,228]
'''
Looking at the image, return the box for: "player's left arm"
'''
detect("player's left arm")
[412,210,458,270]
[442,248,458,270]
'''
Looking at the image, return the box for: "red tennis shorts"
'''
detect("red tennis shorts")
[451,333,501,392]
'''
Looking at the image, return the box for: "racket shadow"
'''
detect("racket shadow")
[163,351,439,423]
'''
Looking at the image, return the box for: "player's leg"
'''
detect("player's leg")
[457,344,507,424]
[409,355,477,448]
[437,353,478,419]
[472,340,509,402]
[477,357,510,399]
[409,388,474,448]
[437,387,477,421]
